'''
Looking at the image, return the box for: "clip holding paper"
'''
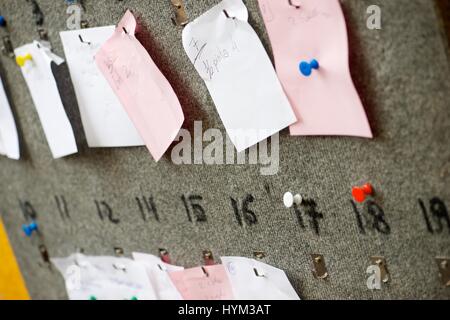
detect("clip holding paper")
[16,53,33,67]
[201,266,209,277]
[171,0,189,27]
[288,0,301,9]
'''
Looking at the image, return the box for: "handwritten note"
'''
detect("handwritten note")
[60,27,144,148]
[15,41,78,158]
[52,254,156,300]
[169,264,234,300]
[96,11,184,161]
[132,252,183,300]
[258,0,372,138]
[182,0,297,152]
[0,76,19,160]
[221,256,300,300]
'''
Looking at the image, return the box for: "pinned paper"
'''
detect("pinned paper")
[0,76,20,159]
[169,264,234,300]
[96,11,184,161]
[0,218,29,300]
[60,27,144,148]
[221,256,300,300]
[132,252,184,300]
[52,254,156,300]
[182,0,297,152]
[15,41,78,158]
[258,0,372,138]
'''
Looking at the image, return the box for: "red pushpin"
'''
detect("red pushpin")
[159,248,171,264]
[352,183,374,203]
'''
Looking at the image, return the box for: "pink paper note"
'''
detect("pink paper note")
[169,265,234,300]
[258,0,372,138]
[95,10,184,161]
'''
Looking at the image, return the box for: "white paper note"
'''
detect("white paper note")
[15,41,77,158]
[0,77,19,159]
[60,27,144,148]
[221,256,300,300]
[182,0,297,152]
[51,254,156,300]
[132,252,184,300]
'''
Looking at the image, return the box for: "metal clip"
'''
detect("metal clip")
[1,35,14,58]
[203,250,215,266]
[80,20,89,29]
[311,254,328,279]
[114,247,124,257]
[436,257,450,287]
[370,256,389,283]
[253,251,266,260]
[171,0,189,27]
[38,28,48,41]
[39,244,50,265]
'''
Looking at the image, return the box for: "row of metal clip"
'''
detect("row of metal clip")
[1,0,48,58]
[1,0,305,58]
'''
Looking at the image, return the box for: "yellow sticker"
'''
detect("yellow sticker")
[0,217,30,300]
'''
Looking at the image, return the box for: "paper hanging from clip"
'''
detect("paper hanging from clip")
[51,254,156,300]
[96,10,184,161]
[169,264,234,300]
[182,0,297,152]
[221,256,300,300]
[0,76,20,160]
[258,0,372,138]
[15,41,78,158]
[60,26,144,148]
[132,252,184,300]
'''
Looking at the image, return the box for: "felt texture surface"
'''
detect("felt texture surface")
[0,0,449,299]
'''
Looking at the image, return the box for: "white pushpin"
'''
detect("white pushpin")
[283,192,294,208]
[293,194,303,205]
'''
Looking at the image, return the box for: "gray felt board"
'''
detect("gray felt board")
[0,0,449,299]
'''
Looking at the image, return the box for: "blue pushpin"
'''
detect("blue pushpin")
[299,59,319,77]
[22,221,38,237]
[0,16,6,27]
